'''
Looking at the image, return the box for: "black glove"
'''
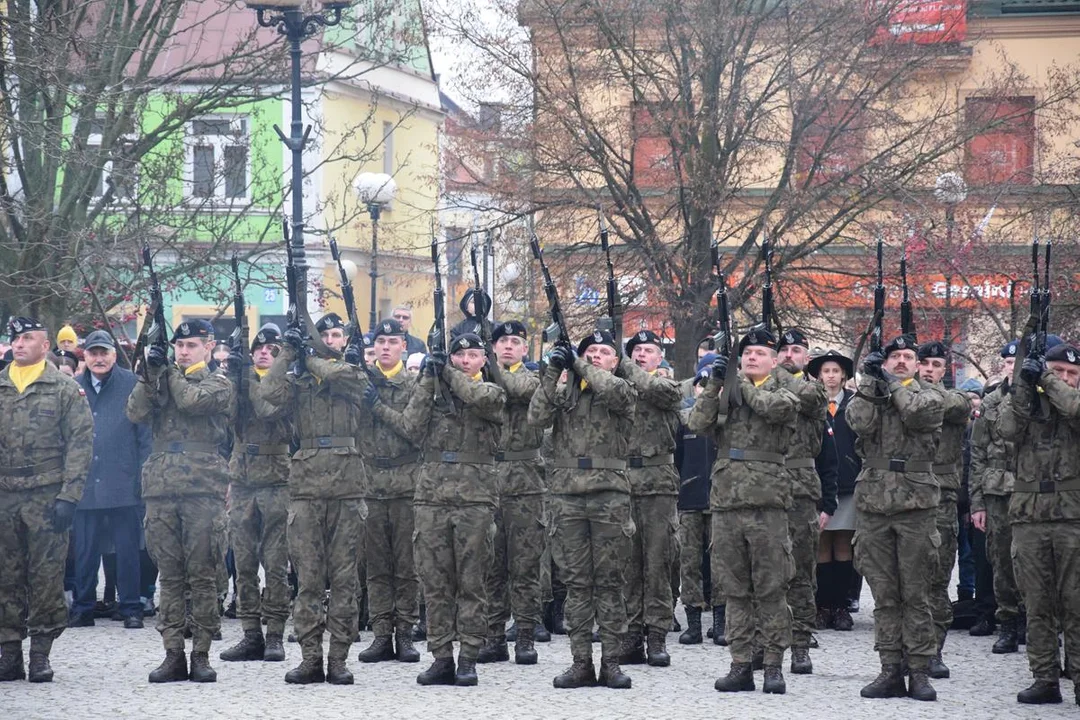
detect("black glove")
[343,343,362,367]
[227,347,246,375]
[52,499,76,533]
[861,350,886,379]
[548,343,574,371]
[1020,355,1045,384]
[711,354,728,379]
[147,343,168,368]
[282,328,305,353]
[425,351,447,376]
[363,383,380,409]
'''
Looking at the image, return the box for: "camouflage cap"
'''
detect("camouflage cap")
[7,316,45,339]
[491,320,527,344]
[171,319,214,343]
[624,329,662,356]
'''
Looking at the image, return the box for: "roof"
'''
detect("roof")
[972,0,1080,15]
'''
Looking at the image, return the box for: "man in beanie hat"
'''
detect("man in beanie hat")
[847,333,945,701]
[529,328,636,690]
[126,318,234,683]
[219,324,293,665]
[0,317,92,683]
[689,326,799,695]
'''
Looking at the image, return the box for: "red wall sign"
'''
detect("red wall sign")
[869,1,968,45]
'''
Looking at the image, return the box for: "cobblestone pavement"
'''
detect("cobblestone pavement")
[0,588,1070,719]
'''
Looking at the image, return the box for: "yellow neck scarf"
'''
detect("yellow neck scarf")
[254,367,269,378]
[380,360,404,379]
[9,359,47,393]
[471,371,484,382]
[507,361,523,374]
[753,375,771,387]
[793,371,804,379]
[902,378,914,387]
[184,361,207,376]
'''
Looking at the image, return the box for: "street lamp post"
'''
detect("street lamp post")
[354,172,397,328]
[249,0,350,355]
[934,172,968,388]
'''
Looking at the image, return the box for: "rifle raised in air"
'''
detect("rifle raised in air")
[229,254,251,440]
[131,241,169,383]
[595,209,623,348]
[328,235,372,376]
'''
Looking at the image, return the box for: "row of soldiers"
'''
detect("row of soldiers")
[0,301,1078,705]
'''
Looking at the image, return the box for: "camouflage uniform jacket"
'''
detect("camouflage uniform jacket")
[996,370,1080,523]
[363,364,420,499]
[258,345,368,500]
[846,376,944,515]
[617,357,681,496]
[925,383,971,496]
[775,366,828,503]
[495,363,545,497]
[126,364,234,500]
[377,365,504,506]
[687,372,798,512]
[527,357,637,496]
[969,382,1015,512]
[228,369,292,488]
[0,362,93,503]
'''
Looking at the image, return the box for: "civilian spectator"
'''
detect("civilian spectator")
[391,306,427,357]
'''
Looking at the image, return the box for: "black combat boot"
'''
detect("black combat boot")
[598,657,631,689]
[534,622,551,642]
[395,626,421,663]
[189,651,217,683]
[993,620,1019,654]
[714,662,754,692]
[790,647,813,675]
[476,635,509,664]
[762,665,786,694]
[219,630,265,661]
[751,647,765,671]
[149,650,188,683]
[0,642,25,681]
[908,670,937,701]
[455,655,479,687]
[264,633,286,662]
[551,597,567,635]
[619,629,646,665]
[927,653,950,679]
[969,617,995,636]
[416,657,456,686]
[515,626,538,665]
[1019,679,1063,704]
[505,622,518,642]
[26,636,53,683]
[553,657,597,688]
[646,627,670,667]
[326,656,354,685]
[413,604,427,641]
[357,635,395,663]
[679,607,703,645]
[285,655,325,684]
[860,664,906,698]
[712,605,728,646]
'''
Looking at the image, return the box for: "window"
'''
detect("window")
[965,97,1035,186]
[185,116,249,201]
[795,100,865,187]
[631,102,676,188]
[382,121,395,176]
[87,117,137,200]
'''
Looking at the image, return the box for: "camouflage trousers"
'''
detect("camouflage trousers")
[228,485,290,636]
[713,507,792,666]
[930,496,959,646]
[486,493,545,634]
[678,511,720,609]
[1013,520,1080,682]
[986,494,1021,623]
[365,497,419,637]
[788,498,820,647]
[288,498,364,659]
[0,488,69,644]
[549,491,633,661]
[144,496,226,653]
[414,503,495,660]
[625,494,678,633]
[855,508,938,669]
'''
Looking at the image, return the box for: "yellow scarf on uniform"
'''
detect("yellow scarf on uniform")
[472,372,483,382]
[507,362,523,374]
[380,360,404,379]
[902,378,914,387]
[753,374,771,388]
[9,359,46,393]
[254,367,269,378]
[184,361,207,376]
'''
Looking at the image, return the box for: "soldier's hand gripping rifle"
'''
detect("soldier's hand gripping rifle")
[428,229,454,409]
[529,234,579,408]
[710,239,742,415]
[595,209,623,348]
[229,254,251,441]
[328,235,374,378]
[132,241,170,387]
[468,232,500,383]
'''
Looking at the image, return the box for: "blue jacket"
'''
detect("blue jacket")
[76,366,152,509]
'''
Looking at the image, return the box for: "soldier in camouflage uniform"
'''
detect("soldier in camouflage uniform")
[774,329,828,675]
[219,324,292,664]
[689,328,797,695]
[916,340,972,680]
[970,340,1024,654]
[126,319,235,684]
[355,319,422,665]
[375,332,504,687]
[259,313,369,685]
[615,329,681,668]
[0,317,93,683]
[528,330,636,690]
[478,320,545,666]
[996,342,1080,705]
[846,334,944,702]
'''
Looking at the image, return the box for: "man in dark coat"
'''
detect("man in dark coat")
[70,331,152,629]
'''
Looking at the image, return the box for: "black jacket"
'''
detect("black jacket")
[675,400,716,512]
[816,388,860,515]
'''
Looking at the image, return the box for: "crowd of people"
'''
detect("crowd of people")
[0,297,1075,708]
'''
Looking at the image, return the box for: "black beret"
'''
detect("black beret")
[450,333,486,354]
[625,329,662,356]
[491,320,528,344]
[373,318,406,339]
[777,328,809,351]
[171,319,214,342]
[917,341,948,361]
[577,329,618,356]
[7,316,45,338]
[738,326,777,353]
[1000,340,1018,358]
[807,349,854,379]
[251,323,282,350]
[315,313,345,333]
[1046,343,1080,367]
[883,334,918,356]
